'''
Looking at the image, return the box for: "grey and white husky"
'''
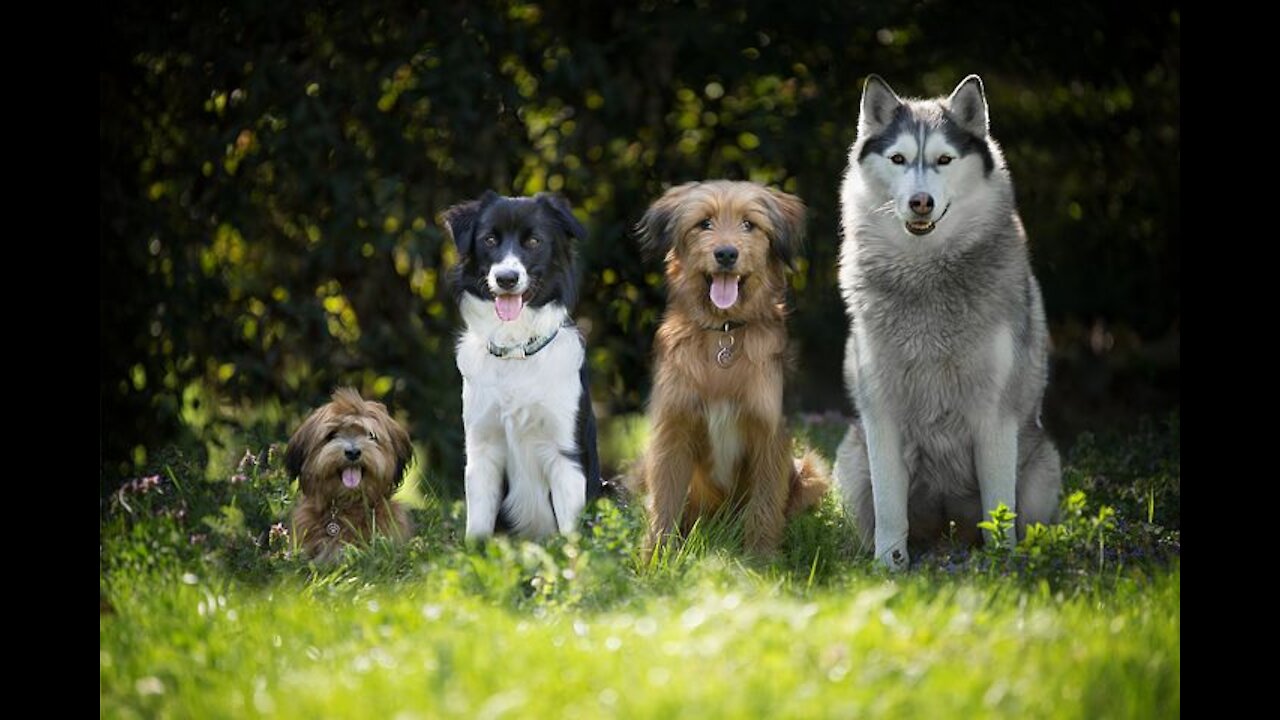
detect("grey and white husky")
[834,74,1061,571]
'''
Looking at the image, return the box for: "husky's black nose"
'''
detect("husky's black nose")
[344,448,362,461]
[495,270,520,290]
[714,246,739,268]
[909,193,935,216]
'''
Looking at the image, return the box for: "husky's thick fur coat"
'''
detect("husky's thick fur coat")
[834,75,1062,571]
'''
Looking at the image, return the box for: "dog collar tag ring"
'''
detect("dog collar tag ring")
[325,520,341,537]
[716,328,735,368]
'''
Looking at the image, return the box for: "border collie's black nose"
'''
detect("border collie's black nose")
[344,448,361,461]
[495,270,520,290]
[714,246,739,268]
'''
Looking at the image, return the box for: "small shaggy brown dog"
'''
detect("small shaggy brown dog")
[285,388,414,562]
[634,180,830,557]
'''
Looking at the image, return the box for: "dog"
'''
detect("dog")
[442,191,603,540]
[833,74,1062,571]
[285,387,414,562]
[633,180,830,557]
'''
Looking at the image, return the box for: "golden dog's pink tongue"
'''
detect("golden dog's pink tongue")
[710,274,740,309]
[341,467,362,489]
[495,294,525,322]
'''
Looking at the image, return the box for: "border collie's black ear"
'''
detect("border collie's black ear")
[635,181,699,261]
[534,192,588,240]
[763,187,806,271]
[441,190,500,257]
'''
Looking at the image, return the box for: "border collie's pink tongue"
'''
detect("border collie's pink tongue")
[495,294,525,322]
[341,467,362,489]
[710,274,740,309]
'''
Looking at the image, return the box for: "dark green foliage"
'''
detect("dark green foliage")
[101,0,1180,494]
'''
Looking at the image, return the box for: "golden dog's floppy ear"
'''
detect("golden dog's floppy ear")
[763,187,806,271]
[285,405,327,496]
[441,190,500,258]
[635,181,700,261]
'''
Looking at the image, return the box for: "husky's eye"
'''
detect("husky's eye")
[937,155,953,166]
[524,236,542,248]
[482,234,498,247]
[741,220,754,232]
[890,154,906,165]
[699,218,713,231]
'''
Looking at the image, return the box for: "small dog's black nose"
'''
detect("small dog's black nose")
[714,246,739,268]
[909,193,935,216]
[344,448,361,461]
[495,270,520,290]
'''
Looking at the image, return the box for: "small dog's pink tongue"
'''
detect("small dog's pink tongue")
[341,467,362,489]
[495,294,525,322]
[710,274,740,309]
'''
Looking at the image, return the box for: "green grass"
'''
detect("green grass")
[100,414,1179,719]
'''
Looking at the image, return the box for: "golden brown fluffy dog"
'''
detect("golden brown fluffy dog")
[634,180,830,557]
[285,388,414,562]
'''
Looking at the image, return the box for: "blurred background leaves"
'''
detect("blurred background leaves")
[100,0,1179,498]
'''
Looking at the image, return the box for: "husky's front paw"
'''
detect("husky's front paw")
[877,541,910,572]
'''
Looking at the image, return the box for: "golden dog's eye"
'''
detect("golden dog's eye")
[524,236,541,248]
[368,430,378,442]
[699,218,713,230]
[483,234,498,247]
[741,220,754,232]
[326,431,338,442]
[937,155,953,166]
[890,153,906,165]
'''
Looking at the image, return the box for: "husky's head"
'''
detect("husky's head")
[852,74,1000,238]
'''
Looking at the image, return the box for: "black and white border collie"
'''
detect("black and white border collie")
[442,191,602,539]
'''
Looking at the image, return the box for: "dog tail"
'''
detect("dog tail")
[786,450,832,517]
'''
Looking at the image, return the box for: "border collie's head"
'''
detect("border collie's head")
[442,191,587,322]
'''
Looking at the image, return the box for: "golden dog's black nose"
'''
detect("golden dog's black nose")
[714,245,738,268]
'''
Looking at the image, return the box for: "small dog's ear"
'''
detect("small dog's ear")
[535,192,588,240]
[763,187,806,271]
[285,406,323,496]
[947,74,989,138]
[859,74,902,136]
[368,399,414,490]
[441,190,500,258]
[635,182,698,261]
[388,417,414,489]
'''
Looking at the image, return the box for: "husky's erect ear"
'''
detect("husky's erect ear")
[859,74,902,135]
[947,74,989,138]
[763,187,806,271]
[635,181,700,261]
[534,192,588,240]
[441,190,500,258]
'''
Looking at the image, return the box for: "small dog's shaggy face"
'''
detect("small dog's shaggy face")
[285,388,414,561]
[638,180,805,322]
